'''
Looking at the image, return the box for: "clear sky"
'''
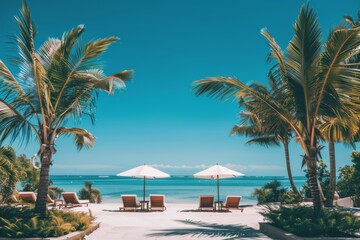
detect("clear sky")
[1,0,359,176]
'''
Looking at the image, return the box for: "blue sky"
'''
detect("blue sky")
[1,0,359,176]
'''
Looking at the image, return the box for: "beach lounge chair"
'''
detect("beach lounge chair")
[19,192,37,205]
[149,194,166,211]
[120,195,140,211]
[61,192,89,208]
[198,195,214,211]
[222,196,244,212]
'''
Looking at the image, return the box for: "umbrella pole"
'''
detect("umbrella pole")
[143,176,146,202]
[217,175,220,202]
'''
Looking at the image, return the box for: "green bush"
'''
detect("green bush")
[262,205,360,237]
[337,152,360,206]
[302,160,330,199]
[79,181,102,203]
[252,180,301,204]
[0,206,93,238]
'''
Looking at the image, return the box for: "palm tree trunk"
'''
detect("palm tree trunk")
[283,142,301,196]
[325,141,336,207]
[34,149,52,217]
[307,148,323,216]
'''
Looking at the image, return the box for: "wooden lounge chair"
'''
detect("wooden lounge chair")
[198,195,214,211]
[19,192,37,205]
[61,192,89,208]
[149,194,166,211]
[120,195,140,211]
[222,196,244,212]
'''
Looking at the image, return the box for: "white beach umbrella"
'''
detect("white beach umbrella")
[116,164,170,201]
[194,164,244,202]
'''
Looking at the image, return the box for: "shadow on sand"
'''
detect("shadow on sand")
[147,219,264,239]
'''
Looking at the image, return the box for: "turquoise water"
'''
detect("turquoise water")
[50,175,307,204]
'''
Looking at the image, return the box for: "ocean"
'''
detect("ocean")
[50,175,307,205]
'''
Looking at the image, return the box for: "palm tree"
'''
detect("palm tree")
[319,116,358,207]
[320,13,360,207]
[231,76,301,196]
[231,110,301,197]
[0,146,18,204]
[0,1,132,217]
[193,4,360,215]
[79,181,102,203]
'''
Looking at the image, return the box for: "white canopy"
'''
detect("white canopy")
[116,164,170,202]
[194,164,244,179]
[194,164,244,203]
[116,164,170,178]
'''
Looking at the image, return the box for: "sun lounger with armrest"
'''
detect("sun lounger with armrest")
[19,192,37,205]
[198,195,214,211]
[149,194,166,211]
[61,192,89,208]
[120,194,140,211]
[222,196,244,212]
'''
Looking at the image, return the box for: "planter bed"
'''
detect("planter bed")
[259,222,358,240]
[0,222,100,240]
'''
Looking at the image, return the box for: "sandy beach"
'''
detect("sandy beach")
[71,203,273,240]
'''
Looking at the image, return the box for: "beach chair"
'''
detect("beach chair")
[198,195,214,211]
[61,192,89,208]
[19,192,37,205]
[222,196,244,212]
[120,195,140,211]
[149,194,166,211]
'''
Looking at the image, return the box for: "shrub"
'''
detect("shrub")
[262,205,360,237]
[302,160,330,199]
[0,206,93,238]
[252,180,301,204]
[79,181,102,203]
[337,152,360,206]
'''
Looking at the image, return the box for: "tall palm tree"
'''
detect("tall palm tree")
[319,116,358,206]
[0,146,18,204]
[0,1,132,216]
[193,4,360,215]
[231,110,301,196]
[231,76,301,196]
[320,13,360,207]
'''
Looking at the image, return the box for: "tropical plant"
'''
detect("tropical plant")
[79,181,102,203]
[337,152,360,207]
[193,4,360,215]
[231,100,300,196]
[262,205,360,237]
[252,180,301,204]
[0,146,18,204]
[302,160,330,201]
[0,1,132,216]
[319,12,360,207]
[0,206,93,238]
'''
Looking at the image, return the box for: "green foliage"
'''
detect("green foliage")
[16,154,40,192]
[0,206,93,238]
[252,180,301,204]
[302,160,330,199]
[262,205,360,237]
[0,146,18,204]
[337,152,360,206]
[79,181,102,203]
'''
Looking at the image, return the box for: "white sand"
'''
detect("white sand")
[71,203,273,240]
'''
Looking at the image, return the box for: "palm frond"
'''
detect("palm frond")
[83,37,119,62]
[246,136,280,147]
[57,128,95,150]
[193,77,303,146]
[0,60,25,99]
[0,99,39,144]
[286,3,322,130]
[93,69,133,93]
